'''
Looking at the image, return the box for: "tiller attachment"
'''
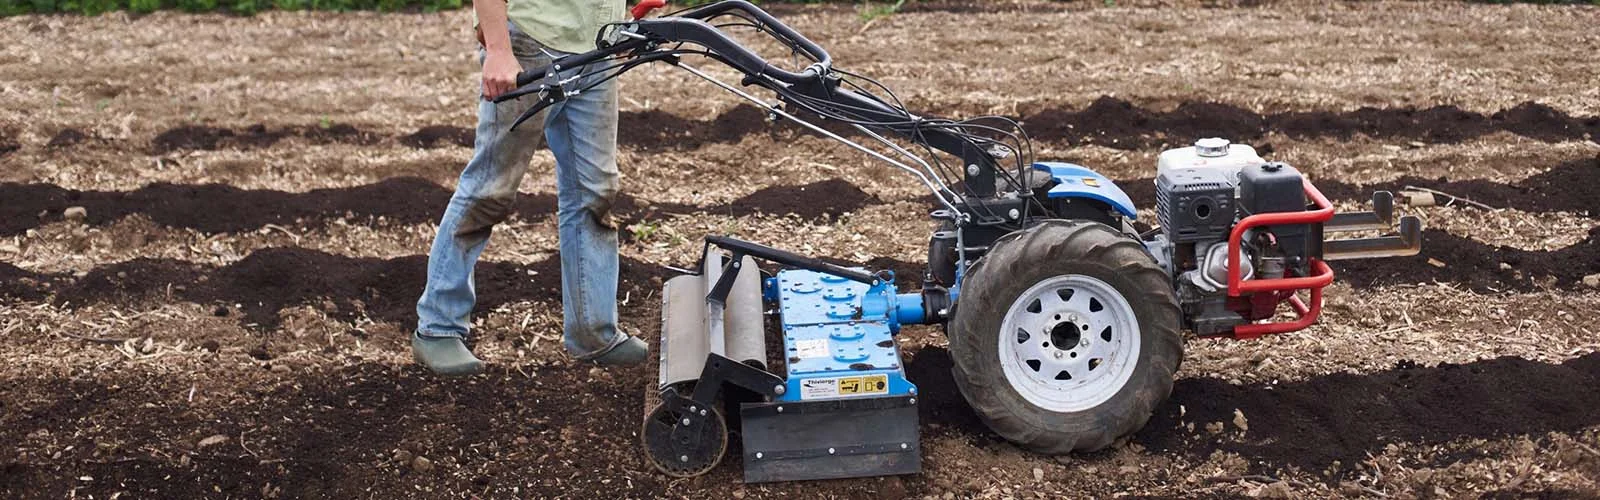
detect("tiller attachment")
[647,237,936,482]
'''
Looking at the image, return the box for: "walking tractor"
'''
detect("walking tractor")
[496,0,1424,482]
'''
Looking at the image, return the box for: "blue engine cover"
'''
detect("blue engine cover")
[1032,162,1138,218]
[767,270,917,403]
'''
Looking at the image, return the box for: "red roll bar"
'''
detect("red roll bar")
[1224,178,1335,338]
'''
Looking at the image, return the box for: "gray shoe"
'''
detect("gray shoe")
[585,334,649,367]
[412,332,485,376]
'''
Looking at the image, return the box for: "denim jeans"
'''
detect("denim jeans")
[416,22,625,360]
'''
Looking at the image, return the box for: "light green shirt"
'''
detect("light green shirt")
[508,0,626,54]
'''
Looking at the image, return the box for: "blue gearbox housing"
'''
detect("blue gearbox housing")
[764,269,923,402]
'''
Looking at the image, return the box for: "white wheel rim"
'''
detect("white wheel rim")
[997,274,1141,413]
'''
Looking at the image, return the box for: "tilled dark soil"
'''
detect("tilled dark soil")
[1334,227,1600,292]
[0,361,663,498]
[1139,352,1600,474]
[5,343,1596,498]
[149,123,382,153]
[45,127,91,148]
[0,127,17,158]
[399,125,476,149]
[38,98,1590,157]
[6,222,1593,335]
[42,248,670,329]
[1316,155,1600,217]
[7,152,1590,238]
[6,3,1600,495]
[0,261,53,303]
[0,176,880,236]
[1022,97,1599,149]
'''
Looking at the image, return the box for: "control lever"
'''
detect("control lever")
[631,0,666,20]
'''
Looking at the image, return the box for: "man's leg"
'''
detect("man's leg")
[413,26,553,375]
[544,61,646,365]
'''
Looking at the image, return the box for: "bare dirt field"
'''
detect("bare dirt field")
[3,1,1600,498]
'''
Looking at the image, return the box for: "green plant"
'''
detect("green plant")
[271,0,302,9]
[128,0,160,12]
[421,0,456,12]
[0,0,32,15]
[175,0,215,12]
[307,0,347,11]
[231,0,258,14]
[78,0,121,14]
[629,221,661,242]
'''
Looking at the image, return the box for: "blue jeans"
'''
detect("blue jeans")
[416,23,625,360]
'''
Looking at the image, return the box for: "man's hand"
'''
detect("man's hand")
[481,49,521,100]
[473,0,519,100]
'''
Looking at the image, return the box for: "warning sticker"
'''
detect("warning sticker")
[839,374,889,395]
[799,374,890,400]
[794,339,829,359]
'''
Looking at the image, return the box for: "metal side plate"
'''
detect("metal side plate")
[739,395,920,483]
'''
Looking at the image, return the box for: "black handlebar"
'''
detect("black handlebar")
[506,0,831,93]
[675,0,831,79]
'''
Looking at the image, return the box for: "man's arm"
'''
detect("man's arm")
[475,0,521,100]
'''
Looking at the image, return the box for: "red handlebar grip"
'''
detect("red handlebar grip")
[631,0,666,20]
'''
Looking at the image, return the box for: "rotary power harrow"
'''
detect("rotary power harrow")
[496,0,1422,482]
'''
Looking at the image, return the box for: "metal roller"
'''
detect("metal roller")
[724,255,767,370]
[658,252,767,389]
[703,250,728,358]
[659,274,709,389]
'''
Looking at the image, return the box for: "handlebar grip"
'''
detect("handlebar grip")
[515,66,547,87]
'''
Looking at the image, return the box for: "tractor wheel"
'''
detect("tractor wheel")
[948,219,1182,453]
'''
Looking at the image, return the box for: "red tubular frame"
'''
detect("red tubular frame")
[1224,178,1336,339]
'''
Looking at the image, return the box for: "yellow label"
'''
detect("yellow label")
[1082,177,1100,187]
[839,374,889,395]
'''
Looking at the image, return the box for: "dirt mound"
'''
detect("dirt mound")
[0,262,54,303]
[726,178,882,220]
[150,123,378,153]
[618,104,771,150]
[151,124,288,153]
[302,123,382,145]
[1317,155,1599,217]
[1334,227,1600,292]
[2,177,882,236]
[43,248,671,328]
[0,178,456,235]
[1020,98,1598,150]
[399,125,474,149]
[46,128,91,148]
[123,98,1599,156]
[1493,102,1599,142]
[0,128,18,157]
[1139,353,1600,473]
